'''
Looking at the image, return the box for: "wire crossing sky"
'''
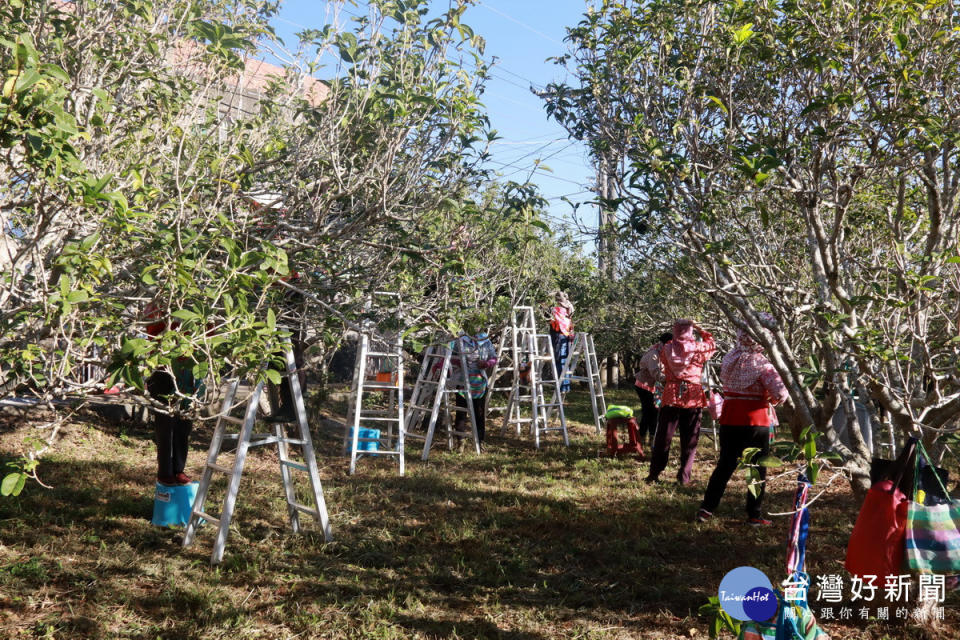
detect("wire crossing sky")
[270,0,596,242]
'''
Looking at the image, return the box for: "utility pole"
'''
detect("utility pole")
[596,153,619,388]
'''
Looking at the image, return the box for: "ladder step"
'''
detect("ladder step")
[362,382,402,390]
[281,460,308,472]
[291,503,320,518]
[234,434,281,447]
[193,510,221,527]
[206,462,233,474]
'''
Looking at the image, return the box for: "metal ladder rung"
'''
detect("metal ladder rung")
[206,462,233,474]
[281,459,308,472]
[193,510,221,527]
[292,503,320,517]
[361,382,402,390]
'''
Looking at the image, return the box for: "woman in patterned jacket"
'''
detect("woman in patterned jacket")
[696,314,789,525]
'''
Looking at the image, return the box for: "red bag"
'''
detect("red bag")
[844,479,908,577]
[845,439,916,577]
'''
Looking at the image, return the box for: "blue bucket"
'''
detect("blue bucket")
[349,427,380,452]
[152,482,198,527]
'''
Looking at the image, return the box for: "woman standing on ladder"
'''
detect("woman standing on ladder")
[548,291,575,393]
[450,314,497,450]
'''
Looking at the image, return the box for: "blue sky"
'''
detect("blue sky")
[269,0,596,245]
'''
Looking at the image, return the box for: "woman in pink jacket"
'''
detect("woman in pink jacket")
[645,319,715,486]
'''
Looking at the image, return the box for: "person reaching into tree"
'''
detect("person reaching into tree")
[634,332,673,448]
[645,319,715,486]
[450,314,497,450]
[144,302,204,486]
[548,291,575,392]
[697,313,789,526]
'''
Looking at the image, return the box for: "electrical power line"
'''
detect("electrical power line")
[477,1,565,47]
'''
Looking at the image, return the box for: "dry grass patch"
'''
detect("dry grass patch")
[0,390,957,639]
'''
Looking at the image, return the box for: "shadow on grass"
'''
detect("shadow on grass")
[0,406,951,640]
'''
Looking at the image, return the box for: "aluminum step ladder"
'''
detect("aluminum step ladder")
[343,333,406,475]
[403,341,480,459]
[485,328,516,419]
[183,345,332,566]
[501,306,569,448]
[548,332,606,433]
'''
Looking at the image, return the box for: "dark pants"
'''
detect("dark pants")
[647,405,702,485]
[550,330,571,392]
[148,371,192,478]
[633,386,658,446]
[269,328,307,418]
[454,392,487,443]
[700,425,770,518]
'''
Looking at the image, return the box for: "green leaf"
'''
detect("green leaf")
[893,32,908,52]
[1,472,26,497]
[747,472,761,498]
[732,23,755,46]
[757,455,784,468]
[66,290,89,304]
[171,309,199,322]
[706,95,729,115]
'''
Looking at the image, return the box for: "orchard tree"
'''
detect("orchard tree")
[545,0,960,492]
[0,0,553,493]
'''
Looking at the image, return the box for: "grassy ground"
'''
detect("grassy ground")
[0,388,956,639]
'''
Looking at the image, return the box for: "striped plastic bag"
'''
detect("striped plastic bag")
[905,501,960,572]
[905,442,960,572]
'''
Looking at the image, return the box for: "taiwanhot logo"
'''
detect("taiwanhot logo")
[718,566,778,622]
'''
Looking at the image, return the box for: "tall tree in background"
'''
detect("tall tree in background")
[545,0,960,492]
